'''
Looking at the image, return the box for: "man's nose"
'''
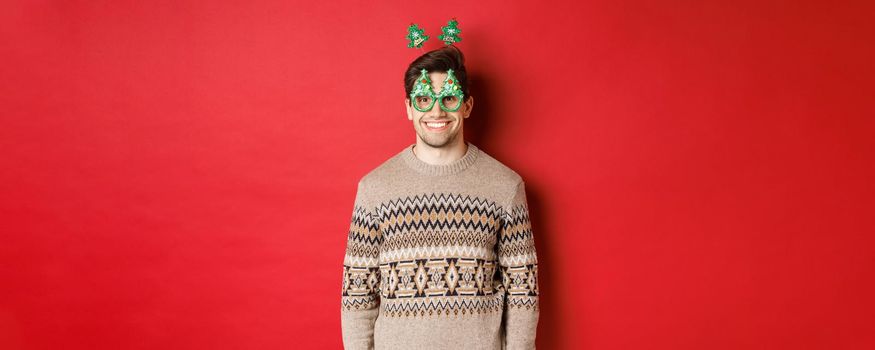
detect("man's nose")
[426,99,446,117]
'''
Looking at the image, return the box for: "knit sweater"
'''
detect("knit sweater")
[340,142,540,350]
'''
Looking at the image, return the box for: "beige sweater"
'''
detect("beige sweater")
[340,142,540,350]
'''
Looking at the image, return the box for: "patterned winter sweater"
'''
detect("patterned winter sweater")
[341,142,540,350]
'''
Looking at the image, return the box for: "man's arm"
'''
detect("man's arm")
[341,180,383,350]
[497,180,540,350]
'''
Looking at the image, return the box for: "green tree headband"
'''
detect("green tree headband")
[406,19,464,112]
[406,18,462,48]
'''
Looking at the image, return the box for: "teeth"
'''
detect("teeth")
[426,122,448,128]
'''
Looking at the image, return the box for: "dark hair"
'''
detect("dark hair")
[403,45,469,104]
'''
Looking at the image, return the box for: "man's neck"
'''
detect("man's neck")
[412,138,468,166]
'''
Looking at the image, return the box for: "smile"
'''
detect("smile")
[423,121,451,131]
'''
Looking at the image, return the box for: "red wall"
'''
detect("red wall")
[2,1,873,349]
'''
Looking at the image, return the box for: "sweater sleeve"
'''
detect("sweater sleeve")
[340,180,383,350]
[497,180,540,350]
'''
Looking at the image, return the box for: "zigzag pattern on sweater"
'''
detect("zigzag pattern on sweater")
[497,203,538,267]
[343,205,382,266]
[381,245,493,261]
[381,229,496,261]
[382,229,495,250]
[376,193,503,237]
[507,296,539,310]
[380,294,504,317]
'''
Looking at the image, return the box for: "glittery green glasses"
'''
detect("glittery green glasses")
[409,68,464,112]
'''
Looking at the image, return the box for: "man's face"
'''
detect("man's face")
[406,71,474,148]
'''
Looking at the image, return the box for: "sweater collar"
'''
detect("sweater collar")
[401,142,480,176]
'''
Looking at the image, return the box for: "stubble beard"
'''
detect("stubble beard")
[416,123,460,148]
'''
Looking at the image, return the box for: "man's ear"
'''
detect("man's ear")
[463,96,474,119]
[405,98,413,120]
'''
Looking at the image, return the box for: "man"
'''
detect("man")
[340,45,540,350]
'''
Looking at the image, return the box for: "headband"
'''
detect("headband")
[406,19,464,112]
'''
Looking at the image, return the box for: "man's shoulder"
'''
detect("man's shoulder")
[356,147,408,188]
[473,146,524,186]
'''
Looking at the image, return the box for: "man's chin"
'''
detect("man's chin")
[417,132,456,148]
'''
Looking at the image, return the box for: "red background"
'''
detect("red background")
[2,1,874,349]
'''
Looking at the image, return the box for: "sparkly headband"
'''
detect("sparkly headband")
[406,18,462,49]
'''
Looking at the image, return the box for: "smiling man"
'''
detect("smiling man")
[340,45,540,350]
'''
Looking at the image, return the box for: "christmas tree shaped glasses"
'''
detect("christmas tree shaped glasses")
[410,68,464,112]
